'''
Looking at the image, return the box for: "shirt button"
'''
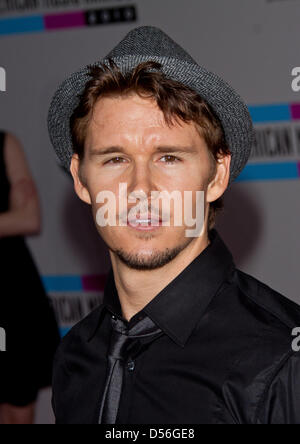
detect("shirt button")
[111,315,116,320]
[127,360,135,371]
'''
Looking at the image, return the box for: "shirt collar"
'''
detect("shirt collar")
[87,229,235,347]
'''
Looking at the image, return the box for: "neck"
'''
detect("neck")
[109,232,210,322]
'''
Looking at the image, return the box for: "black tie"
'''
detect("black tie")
[98,313,162,424]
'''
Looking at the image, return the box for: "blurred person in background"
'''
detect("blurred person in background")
[0,130,60,424]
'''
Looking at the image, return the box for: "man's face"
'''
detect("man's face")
[71,93,228,270]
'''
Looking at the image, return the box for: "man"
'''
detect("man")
[47,26,300,424]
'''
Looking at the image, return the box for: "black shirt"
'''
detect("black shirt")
[52,229,300,424]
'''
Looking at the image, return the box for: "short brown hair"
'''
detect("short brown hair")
[70,59,230,231]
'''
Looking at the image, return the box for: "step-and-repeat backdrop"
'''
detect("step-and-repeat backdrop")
[0,0,299,423]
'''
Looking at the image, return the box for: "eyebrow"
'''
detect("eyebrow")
[89,145,198,157]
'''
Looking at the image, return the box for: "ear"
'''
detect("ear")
[206,153,231,203]
[70,154,92,205]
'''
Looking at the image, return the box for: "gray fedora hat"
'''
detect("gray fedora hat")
[47,25,254,183]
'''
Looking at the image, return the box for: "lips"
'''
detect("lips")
[127,215,162,225]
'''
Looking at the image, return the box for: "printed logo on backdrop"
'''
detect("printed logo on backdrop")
[0,1,137,36]
[236,68,300,182]
[44,275,107,337]
[0,0,131,15]
[49,292,104,337]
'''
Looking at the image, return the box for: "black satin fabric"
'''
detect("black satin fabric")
[99,315,163,424]
[52,229,300,424]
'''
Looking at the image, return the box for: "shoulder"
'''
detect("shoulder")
[58,302,106,347]
[234,268,300,329]
[228,268,300,365]
[54,302,106,362]
[255,349,300,424]
[219,268,300,423]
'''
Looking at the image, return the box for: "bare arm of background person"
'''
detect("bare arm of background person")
[0,132,41,237]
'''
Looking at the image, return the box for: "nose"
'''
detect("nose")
[127,161,156,201]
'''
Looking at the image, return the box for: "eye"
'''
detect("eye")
[104,157,126,165]
[160,155,181,164]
